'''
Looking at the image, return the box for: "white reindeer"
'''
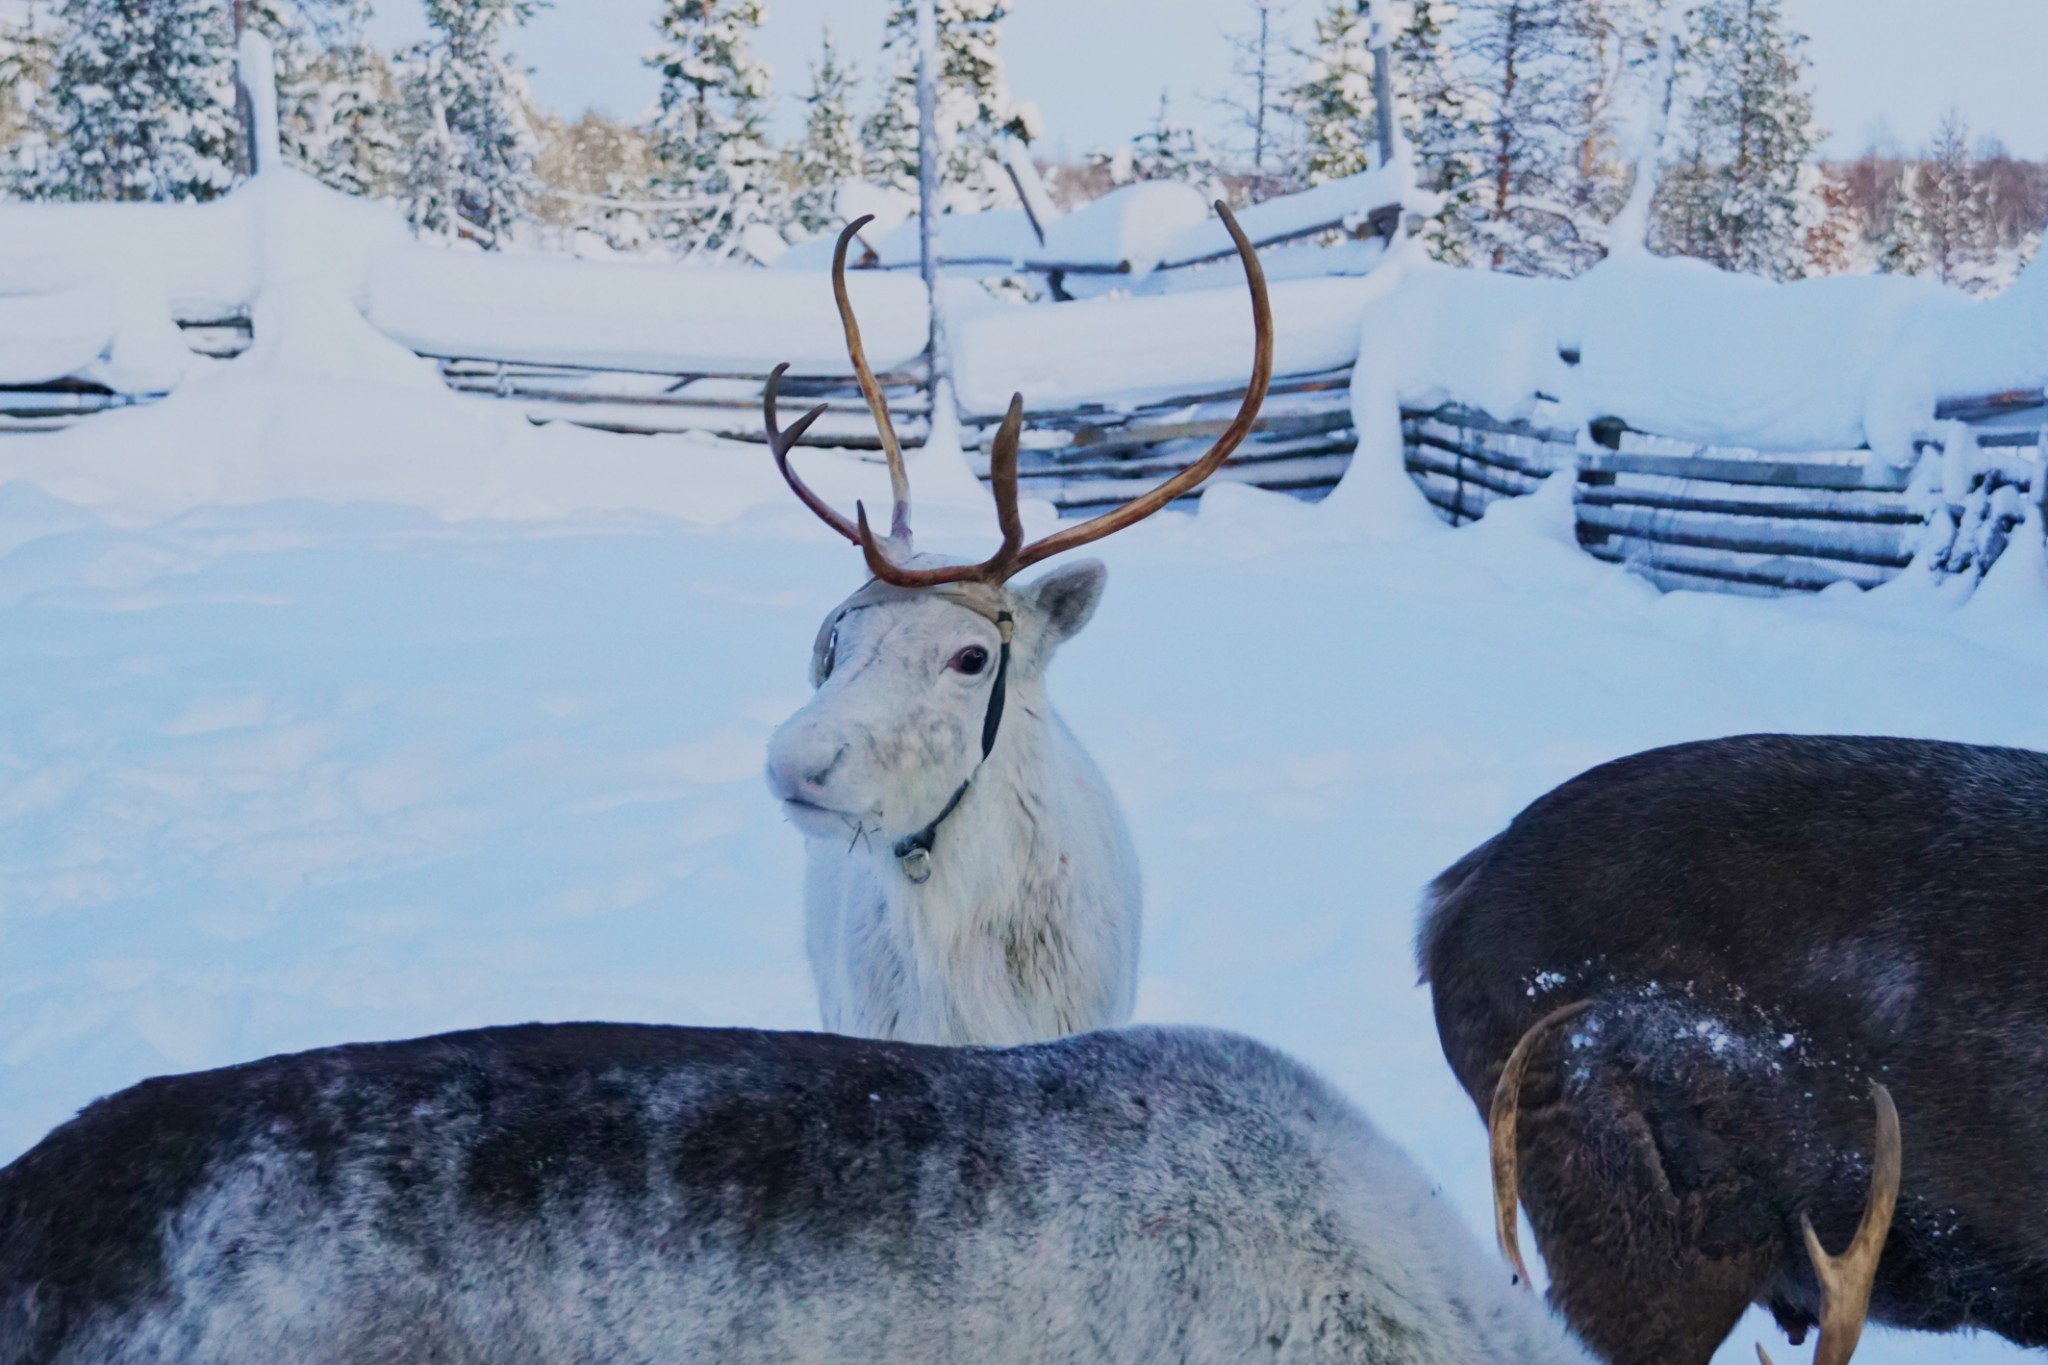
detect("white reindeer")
[0,1019,1617,1365]
[763,207,1273,1046]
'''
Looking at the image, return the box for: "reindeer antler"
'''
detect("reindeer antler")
[1487,1000,1591,1290]
[1759,1085,1902,1365]
[766,202,1274,587]
[765,215,913,551]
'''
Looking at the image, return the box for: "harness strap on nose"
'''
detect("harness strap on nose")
[894,611,1014,884]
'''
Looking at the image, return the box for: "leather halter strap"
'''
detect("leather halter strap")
[892,610,1014,885]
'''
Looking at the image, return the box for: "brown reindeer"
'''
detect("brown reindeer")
[1421,732,2048,1364]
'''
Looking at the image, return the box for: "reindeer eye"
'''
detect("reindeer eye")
[950,645,990,676]
[820,627,838,680]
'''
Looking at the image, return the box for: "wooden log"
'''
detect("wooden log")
[1066,409,1352,455]
[442,381,930,417]
[990,368,1355,427]
[1402,402,1577,446]
[1404,449,1546,499]
[1934,388,2046,422]
[1583,539,1895,593]
[1576,507,1914,568]
[1011,433,1356,483]
[1405,429,1571,480]
[1580,449,1915,492]
[1574,484,1919,525]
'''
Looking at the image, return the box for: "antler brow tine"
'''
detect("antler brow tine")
[763,361,857,544]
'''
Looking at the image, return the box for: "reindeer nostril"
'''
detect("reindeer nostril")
[806,744,849,790]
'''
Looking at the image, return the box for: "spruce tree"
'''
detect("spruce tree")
[791,22,860,235]
[1877,165,1929,278]
[864,0,1040,209]
[1650,0,1817,279]
[1130,88,1224,200]
[1912,109,1995,293]
[646,0,785,259]
[27,0,240,201]
[1389,0,1481,263]
[1450,0,1614,275]
[309,34,403,197]
[0,5,56,190]
[396,0,538,247]
[252,0,401,196]
[1291,0,1374,186]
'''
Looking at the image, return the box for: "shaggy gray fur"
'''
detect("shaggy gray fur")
[0,1023,1591,1364]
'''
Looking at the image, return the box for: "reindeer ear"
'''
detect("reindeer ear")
[1021,559,1107,651]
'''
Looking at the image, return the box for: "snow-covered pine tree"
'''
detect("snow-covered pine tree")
[252,0,401,196]
[1291,0,1374,186]
[1877,164,1929,278]
[308,33,403,196]
[1911,109,1995,293]
[26,0,239,201]
[864,0,1040,209]
[791,22,860,235]
[1130,88,1225,201]
[1449,0,1614,275]
[1388,0,1481,262]
[1650,0,1817,280]
[396,0,538,247]
[1801,161,1860,276]
[0,4,56,189]
[646,0,786,259]
[1216,0,1299,200]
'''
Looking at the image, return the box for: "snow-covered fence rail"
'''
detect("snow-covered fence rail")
[830,169,1403,289]
[370,242,934,449]
[1401,403,1578,525]
[947,266,1383,509]
[1399,390,2048,596]
[964,367,1356,514]
[1573,439,1921,594]
[433,361,931,447]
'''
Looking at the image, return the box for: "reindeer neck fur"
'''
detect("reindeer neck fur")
[864,682,1138,1046]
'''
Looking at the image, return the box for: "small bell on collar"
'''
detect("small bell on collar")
[900,846,933,884]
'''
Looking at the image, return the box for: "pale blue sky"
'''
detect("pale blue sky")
[364,0,2048,160]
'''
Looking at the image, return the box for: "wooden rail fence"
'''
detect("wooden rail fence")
[10,303,2044,600]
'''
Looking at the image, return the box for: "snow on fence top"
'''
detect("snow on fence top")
[952,272,1393,418]
[784,169,1401,281]
[1385,247,2048,463]
[1156,168,1403,269]
[0,276,117,387]
[367,241,930,378]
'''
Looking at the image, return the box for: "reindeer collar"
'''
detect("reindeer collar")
[894,609,1014,885]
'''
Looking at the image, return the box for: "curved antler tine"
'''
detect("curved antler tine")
[988,392,1026,571]
[765,363,857,544]
[1008,199,1275,573]
[832,217,913,548]
[1488,1001,1591,1291]
[1802,1084,1901,1365]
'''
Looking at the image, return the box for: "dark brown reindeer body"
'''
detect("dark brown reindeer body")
[1420,733,2048,1365]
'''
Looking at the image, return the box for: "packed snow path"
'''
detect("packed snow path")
[0,464,2042,1362]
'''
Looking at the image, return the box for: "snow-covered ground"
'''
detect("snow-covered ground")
[1,331,2046,1364]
